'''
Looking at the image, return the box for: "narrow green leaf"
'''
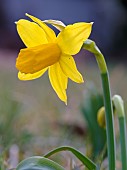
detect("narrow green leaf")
[16,156,65,170]
[44,146,97,170]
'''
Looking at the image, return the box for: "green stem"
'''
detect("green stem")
[101,73,115,170]
[112,95,127,170]
[119,117,127,170]
[83,40,116,170]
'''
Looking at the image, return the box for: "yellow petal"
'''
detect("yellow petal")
[57,22,93,55]
[16,43,61,74]
[49,63,68,103]
[59,54,84,83]
[18,68,48,80]
[26,13,56,43]
[44,19,66,31]
[16,19,48,47]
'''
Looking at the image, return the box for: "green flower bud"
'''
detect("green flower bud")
[112,95,124,117]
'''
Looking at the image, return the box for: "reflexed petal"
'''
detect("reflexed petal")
[16,19,48,47]
[57,22,93,55]
[59,54,84,83]
[18,68,48,80]
[49,63,68,103]
[44,19,66,31]
[16,43,61,74]
[26,13,56,43]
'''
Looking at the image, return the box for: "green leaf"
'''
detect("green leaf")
[44,146,97,170]
[16,156,65,170]
[80,83,106,159]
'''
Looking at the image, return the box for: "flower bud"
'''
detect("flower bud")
[97,106,106,129]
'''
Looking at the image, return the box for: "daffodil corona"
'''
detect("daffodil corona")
[16,13,92,103]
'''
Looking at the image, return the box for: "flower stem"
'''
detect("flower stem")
[113,95,127,170]
[83,39,116,170]
[119,117,127,170]
[101,72,115,170]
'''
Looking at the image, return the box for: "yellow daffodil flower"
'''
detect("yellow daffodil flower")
[15,13,92,104]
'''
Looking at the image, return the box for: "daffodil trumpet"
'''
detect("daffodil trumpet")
[15,13,92,103]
